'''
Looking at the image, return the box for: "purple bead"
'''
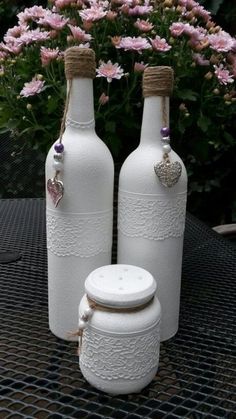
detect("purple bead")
[160,127,170,137]
[54,142,64,153]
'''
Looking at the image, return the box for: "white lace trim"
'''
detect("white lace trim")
[80,323,160,380]
[118,190,187,240]
[46,208,113,257]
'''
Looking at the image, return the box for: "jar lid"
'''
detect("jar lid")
[85,264,157,308]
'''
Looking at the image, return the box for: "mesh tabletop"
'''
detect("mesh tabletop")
[0,198,235,419]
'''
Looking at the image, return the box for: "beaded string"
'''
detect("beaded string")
[142,66,182,187]
[52,79,72,180]
[160,96,172,161]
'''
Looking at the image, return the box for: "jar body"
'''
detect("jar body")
[79,294,161,394]
[46,125,114,340]
[117,97,187,342]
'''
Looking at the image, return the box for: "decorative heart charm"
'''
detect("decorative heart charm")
[47,178,64,207]
[154,160,182,188]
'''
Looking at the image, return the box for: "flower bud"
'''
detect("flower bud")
[99,93,109,105]
[179,103,187,111]
[213,88,220,95]
[163,0,173,7]
[210,55,220,65]
[26,103,32,111]
[36,74,44,80]
[204,71,213,80]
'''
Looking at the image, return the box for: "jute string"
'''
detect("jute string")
[64,46,96,80]
[142,66,174,98]
[56,48,96,162]
[73,295,154,354]
[143,66,173,162]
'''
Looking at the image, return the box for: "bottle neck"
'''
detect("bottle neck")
[140,96,169,146]
[66,78,95,129]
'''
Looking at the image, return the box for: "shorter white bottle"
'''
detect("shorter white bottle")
[78,264,161,395]
[117,67,187,342]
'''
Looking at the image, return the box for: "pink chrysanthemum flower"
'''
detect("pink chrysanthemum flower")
[116,36,151,53]
[4,25,28,40]
[20,29,50,46]
[79,6,107,22]
[150,36,171,52]
[17,6,46,25]
[0,40,23,55]
[128,5,153,16]
[96,60,124,83]
[213,64,234,85]
[0,50,8,59]
[106,10,118,20]
[68,24,92,42]
[134,61,148,72]
[169,22,185,37]
[208,31,235,53]
[20,77,45,97]
[192,5,211,22]
[40,47,60,66]
[192,53,209,66]
[55,0,75,9]
[38,11,69,30]
[134,19,153,32]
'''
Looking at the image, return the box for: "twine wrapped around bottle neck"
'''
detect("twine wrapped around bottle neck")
[64,46,96,80]
[142,66,174,98]
[57,47,96,144]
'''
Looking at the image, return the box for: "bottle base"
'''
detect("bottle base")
[49,324,78,342]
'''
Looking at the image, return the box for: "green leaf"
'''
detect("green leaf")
[105,121,116,134]
[197,115,211,132]
[47,96,59,114]
[208,0,224,15]
[223,131,235,145]
[176,89,198,101]
[0,126,10,134]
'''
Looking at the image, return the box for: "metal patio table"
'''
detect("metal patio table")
[0,198,235,419]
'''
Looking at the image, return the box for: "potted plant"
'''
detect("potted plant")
[0,0,235,223]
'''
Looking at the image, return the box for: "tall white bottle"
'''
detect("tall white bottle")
[45,47,114,340]
[117,67,187,341]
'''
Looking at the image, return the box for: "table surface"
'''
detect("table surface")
[0,198,235,419]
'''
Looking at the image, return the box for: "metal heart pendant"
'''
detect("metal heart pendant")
[154,160,182,188]
[47,178,64,207]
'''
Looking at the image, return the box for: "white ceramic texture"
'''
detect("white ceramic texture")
[85,264,157,307]
[79,264,161,395]
[46,78,114,340]
[117,96,187,342]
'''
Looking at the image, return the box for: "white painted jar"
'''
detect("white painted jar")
[78,264,161,395]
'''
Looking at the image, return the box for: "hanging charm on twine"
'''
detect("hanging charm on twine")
[142,66,182,188]
[69,298,95,355]
[154,112,182,187]
[47,47,97,207]
[47,80,71,207]
[154,96,182,188]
